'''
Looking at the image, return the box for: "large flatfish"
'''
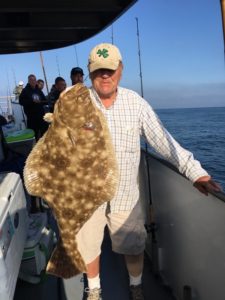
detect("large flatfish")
[23,83,119,278]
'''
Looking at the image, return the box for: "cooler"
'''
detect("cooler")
[0,172,28,300]
[4,129,35,156]
[19,212,56,284]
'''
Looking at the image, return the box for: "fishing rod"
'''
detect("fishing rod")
[56,55,61,76]
[220,0,225,61]
[74,45,79,66]
[135,17,150,198]
[135,17,144,98]
[73,44,90,82]
[111,25,114,45]
[73,45,89,82]
[6,70,12,98]
[39,51,50,94]
[135,17,158,272]
[11,68,17,87]
[5,72,12,117]
[135,17,151,201]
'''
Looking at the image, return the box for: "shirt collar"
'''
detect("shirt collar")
[90,86,119,110]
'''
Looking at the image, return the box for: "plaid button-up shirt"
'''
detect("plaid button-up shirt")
[89,86,209,212]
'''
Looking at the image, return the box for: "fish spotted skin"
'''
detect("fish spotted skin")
[24,83,119,278]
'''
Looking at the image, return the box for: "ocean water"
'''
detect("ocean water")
[1,99,224,191]
[155,107,225,192]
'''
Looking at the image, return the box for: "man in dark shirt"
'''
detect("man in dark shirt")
[48,76,66,112]
[19,74,48,140]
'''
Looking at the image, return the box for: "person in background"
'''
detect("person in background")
[75,43,222,300]
[13,80,24,101]
[0,115,8,159]
[37,79,45,91]
[70,67,84,85]
[19,74,48,141]
[48,76,66,112]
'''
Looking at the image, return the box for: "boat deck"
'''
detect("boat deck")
[14,229,175,300]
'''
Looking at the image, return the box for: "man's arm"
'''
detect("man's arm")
[139,98,222,194]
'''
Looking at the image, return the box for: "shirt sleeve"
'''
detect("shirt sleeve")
[139,98,209,182]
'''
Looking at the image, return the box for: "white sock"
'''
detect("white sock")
[129,273,142,286]
[87,274,101,290]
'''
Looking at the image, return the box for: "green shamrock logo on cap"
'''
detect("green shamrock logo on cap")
[97,49,109,58]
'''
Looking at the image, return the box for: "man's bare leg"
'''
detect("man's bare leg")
[85,255,101,299]
[86,255,100,278]
[125,253,145,299]
[125,253,144,277]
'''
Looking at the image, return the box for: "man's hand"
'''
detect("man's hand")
[193,176,222,196]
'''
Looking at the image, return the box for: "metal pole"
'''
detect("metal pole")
[39,51,49,94]
[135,17,144,98]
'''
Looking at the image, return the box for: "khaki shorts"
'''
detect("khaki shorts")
[76,202,147,264]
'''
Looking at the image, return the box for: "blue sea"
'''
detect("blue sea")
[154,107,225,192]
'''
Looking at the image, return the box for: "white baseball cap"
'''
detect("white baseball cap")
[88,43,122,73]
[18,81,24,85]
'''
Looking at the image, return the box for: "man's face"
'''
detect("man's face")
[28,76,37,89]
[90,64,122,100]
[55,80,66,92]
[71,73,83,85]
[37,81,44,90]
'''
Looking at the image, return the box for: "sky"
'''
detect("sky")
[0,0,225,109]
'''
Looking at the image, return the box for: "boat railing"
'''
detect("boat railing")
[141,147,225,202]
[140,148,225,300]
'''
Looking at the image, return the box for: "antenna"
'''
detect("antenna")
[135,17,144,98]
[39,51,49,94]
[74,45,79,66]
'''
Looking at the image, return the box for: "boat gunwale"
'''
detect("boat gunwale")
[141,148,225,202]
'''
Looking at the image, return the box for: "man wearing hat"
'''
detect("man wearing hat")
[13,80,24,101]
[76,43,221,300]
[70,67,84,86]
